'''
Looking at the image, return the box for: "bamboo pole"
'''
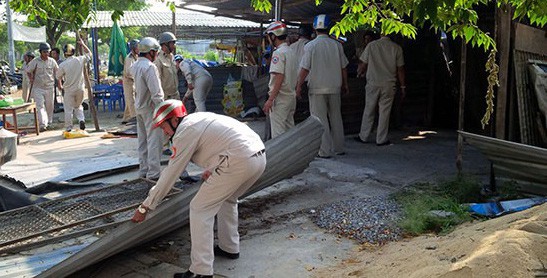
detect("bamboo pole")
[456,41,467,175]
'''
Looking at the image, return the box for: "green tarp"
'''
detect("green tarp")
[107,21,126,76]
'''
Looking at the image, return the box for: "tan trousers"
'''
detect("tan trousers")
[22,79,30,103]
[136,111,163,179]
[188,152,266,276]
[63,89,85,129]
[358,84,396,144]
[193,75,213,112]
[122,79,136,121]
[270,93,296,138]
[32,87,54,128]
[309,92,345,157]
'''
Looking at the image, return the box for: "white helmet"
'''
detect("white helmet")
[264,21,288,37]
[153,100,188,128]
[158,32,177,45]
[138,37,160,54]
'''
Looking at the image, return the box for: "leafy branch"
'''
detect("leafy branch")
[250,0,546,128]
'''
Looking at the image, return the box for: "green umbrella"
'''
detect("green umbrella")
[108,21,127,76]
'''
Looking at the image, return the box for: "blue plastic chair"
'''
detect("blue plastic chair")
[93,84,110,111]
[106,84,125,111]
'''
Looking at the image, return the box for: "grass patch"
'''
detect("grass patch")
[393,175,529,236]
[393,175,482,235]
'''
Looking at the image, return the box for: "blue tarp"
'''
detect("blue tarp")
[467,197,547,217]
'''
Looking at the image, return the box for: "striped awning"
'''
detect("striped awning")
[82,10,261,29]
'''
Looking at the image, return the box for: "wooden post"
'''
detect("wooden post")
[495,4,513,140]
[456,41,467,175]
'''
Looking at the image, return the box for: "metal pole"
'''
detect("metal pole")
[274,0,282,21]
[6,0,16,75]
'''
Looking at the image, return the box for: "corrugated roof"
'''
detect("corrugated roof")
[182,0,343,24]
[82,10,261,29]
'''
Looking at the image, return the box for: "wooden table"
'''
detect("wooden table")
[0,103,39,144]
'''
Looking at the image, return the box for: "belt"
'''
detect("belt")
[251,149,265,157]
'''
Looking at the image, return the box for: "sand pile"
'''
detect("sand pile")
[315,203,547,278]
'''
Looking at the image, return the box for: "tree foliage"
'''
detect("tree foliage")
[252,0,546,127]
[8,0,147,47]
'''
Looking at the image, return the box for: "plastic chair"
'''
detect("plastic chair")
[106,84,125,111]
[93,84,110,111]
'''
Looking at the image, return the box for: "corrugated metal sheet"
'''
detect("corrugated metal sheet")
[513,50,547,146]
[460,131,547,195]
[82,10,261,28]
[0,117,323,278]
[183,0,343,23]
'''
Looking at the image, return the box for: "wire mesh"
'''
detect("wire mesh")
[0,179,157,252]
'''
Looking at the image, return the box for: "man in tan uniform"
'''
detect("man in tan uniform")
[122,39,139,124]
[131,37,165,180]
[296,14,349,158]
[263,21,298,138]
[132,100,266,278]
[26,42,60,131]
[56,39,92,131]
[21,51,35,102]
[356,35,406,146]
[155,32,180,100]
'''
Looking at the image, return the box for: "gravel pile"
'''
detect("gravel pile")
[311,196,403,244]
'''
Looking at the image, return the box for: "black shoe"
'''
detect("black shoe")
[173,270,212,278]
[121,120,128,124]
[335,152,346,156]
[316,154,331,159]
[376,140,392,146]
[214,245,239,259]
[79,121,86,130]
[354,136,370,144]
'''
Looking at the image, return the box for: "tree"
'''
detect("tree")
[8,0,147,47]
[252,0,546,127]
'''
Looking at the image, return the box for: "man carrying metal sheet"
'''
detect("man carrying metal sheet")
[132,100,266,278]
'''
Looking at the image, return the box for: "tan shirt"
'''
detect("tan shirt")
[142,112,265,209]
[269,43,298,96]
[56,54,91,92]
[123,52,138,83]
[154,50,179,98]
[289,37,309,67]
[26,57,59,90]
[179,59,212,85]
[300,34,349,94]
[359,37,404,86]
[131,57,164,113]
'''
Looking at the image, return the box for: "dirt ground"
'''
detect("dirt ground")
[2,100,545,278]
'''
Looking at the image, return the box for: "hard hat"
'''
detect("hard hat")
[158,32,177,45]
[264,21,288,37]
[39,42,51,52]
[128,39,140,50]
[153,99,188,128]
[25,51,35,58]
[138,37,160,54]
[173,54,183,62]
[298,24,313,37]
[63,44,75,55]
[313,14,332,30]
